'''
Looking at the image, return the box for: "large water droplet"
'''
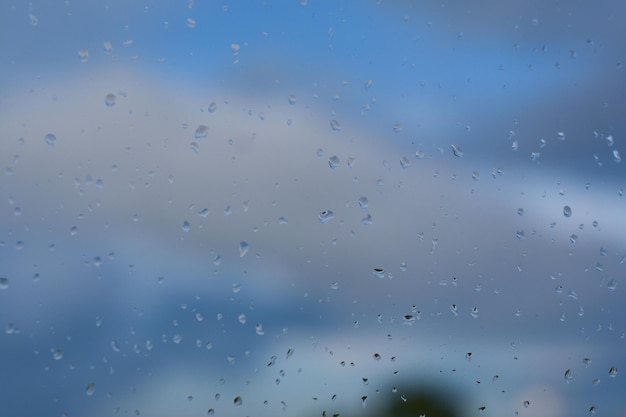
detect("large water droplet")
[45,133,57,147]
[233,396,242,407]
[287,94,297,105]
[85,383,96,396]
[361,214,373,225]
[358,196,369,209]
[372,268,385,279]
[239,241,249,258]
[563,205,572,218]
[328,155,340,169]
[105,93,116,107]
[318,210,334,224]
[609,366,618,377]
[194,125,209,139]
[330,120,341,131]
[77,49,89,62]
[52,349,63,360]
[208,102,217,113]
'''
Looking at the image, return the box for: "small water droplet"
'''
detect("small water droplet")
[239,241,249,258]
[609,366,618,377]
[589,406,597,414]
[233,396,242,407]
[364,79,373,90]
[186,17,196,28]
[182,220,190,232]
[85,383,96,396]
[77,49,89,62]
[613,150,621,163]
[361,396,368,407]
[286,347,294,359]
[255,323,264,335]
[393,123,403,133]
[328,155,340,169]
[361,214,373,225]
[0,277,8,290]
[190,142,200,153]
[318,210,334,224]
[563,206,572,218]
[207,408,215,415]
[450,144,463,157]
[194,125,209,139]
[104,93,116,107]
[400,156,411,169]
[470,306,479,318]
[288,94,297,105]
[516,230,525,240]
[450,304,459,316]
[52,349,63,360]
[523,400,530,408]
[29,14,38,26]
[330,120,341,131]
[373,353,381,360]
[564,368,574,383]
[45,133,57,147]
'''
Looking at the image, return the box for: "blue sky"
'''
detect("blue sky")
[1,1,625,416]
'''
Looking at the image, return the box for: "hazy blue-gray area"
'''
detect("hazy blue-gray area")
[1,1,625,416]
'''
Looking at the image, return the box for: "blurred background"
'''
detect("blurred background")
[1,1,625,416]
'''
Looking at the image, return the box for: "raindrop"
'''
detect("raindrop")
[198,208,210,218]
[470,307,479,318]
[44,133,57,147]
[564,368,574,383]
[233,396,242,407]
[85,383,96,396]
[373,353,381,360]
[393,123,403,133]
[52,349,63,360]
[613,150,621,163]
[208,102,217,113]
[190,142,199,153]
[400,156,410,169]
[318,210,334,224]
[288,94,297,105]
[239,241,249,258]
[517,208,524,216]
[450,144,463,157]
[207,409,215,415]
[328,155,340,169]
[255,324,264,335]
[0,277,8,290]
[472,171,480,181]
[77,49,89,62]
[238,314,246,324]
[583,357,592,367]
[105,93,116,107]
[372,268,385,279]
[589,406,597,414]
[569,234,578,244]
[523,400,530,408]
[29,14,38,26]
[357,196,369,209]
[415,149,425,159]
[267,356,276,367]
[364,79,373,90]
[516,230,525,240]
[609,366,618,377]
[182,221,190,232]
[286,347,294,359]
[173,334,183,344]
[361,213,373,225]
[361,396,368,407]
[186,17,196,28]
[194,125,209,139]
[330,120,341,131]
[563,206,572,218]
[450,304,459,316]
[530,151,541,161]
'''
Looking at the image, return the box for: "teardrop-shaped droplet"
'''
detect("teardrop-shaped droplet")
[239,241,249,258]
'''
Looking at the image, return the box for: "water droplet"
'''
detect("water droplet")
[104,93,116,107]
[239,241,249,258]
[330,119,341,131]
[286,347,294,359]
[361,214,373,225]
[393,123,403,133]
[255,324,264,335]
[44,133,57,147]
[517,208,524,216]
[195,125,209,139]
[357,196,369,209]
[361,396,368,407]
[173,334,183,344]
[450,304,459,316]
[583,357,592,367]
[569,234,578,244]
[29,14,38,26]
[564,368,574,383]
[77,49,89,62]
[530,151,541,161]
[400,156,410,169]
[450,144,463,157]
[372,268,385,279]
[523,400,530,408]
[328,155,340,169]
[288,94,297,105]
[0,277,8,290]
[563,206,572,218]
[234,396,242,407]
[207,408,215,415]
[613,149,621,163]
[364,79,373,90]
[85,383,96,396]
[472,171,480,181]
[206,102,217,113]
[186,17,196,28]
[470,306,479,318]
[318,210,334,224]
[190,142,200,153]
[415,149,425,159]
[182,221,190,232]
[589,406,597,414]
[198,208,210,218]
[373,353,381,360]
[224,204,232,216]
[52,349,63,360]
[516,230,525,240]
[609,366,618,377]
